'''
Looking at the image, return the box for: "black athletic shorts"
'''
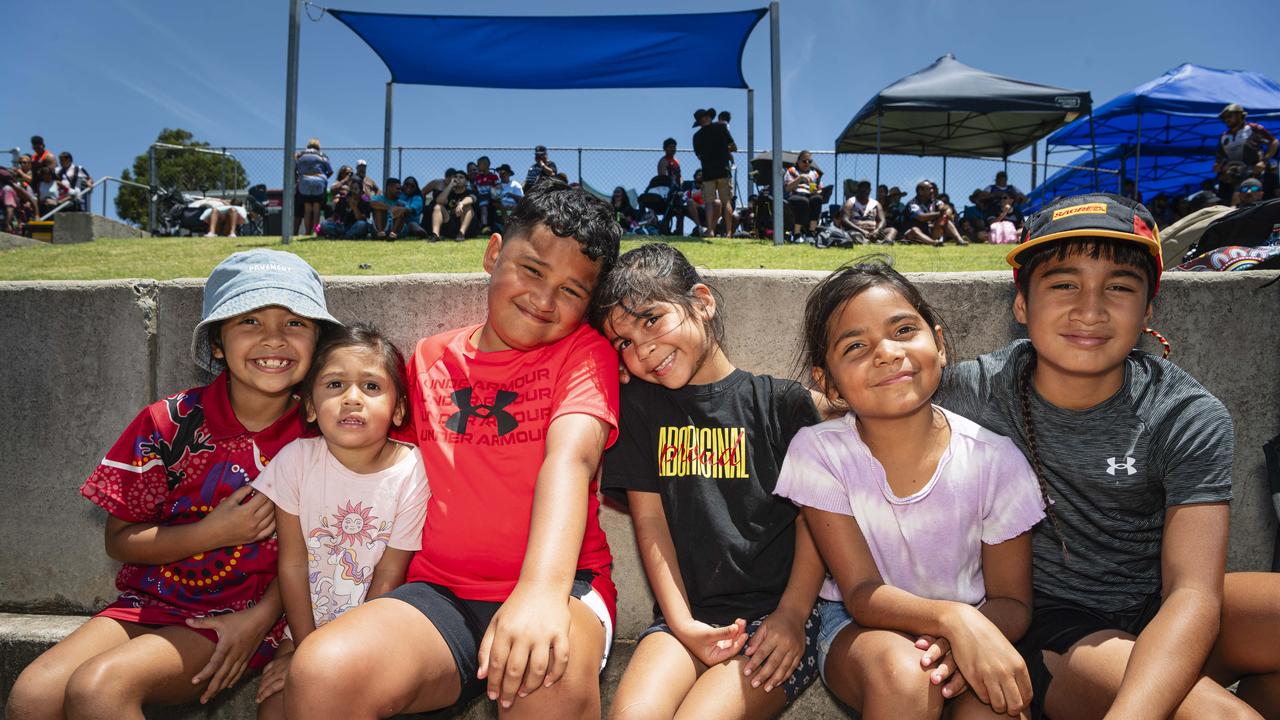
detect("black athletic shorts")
[1017,592,1162,719]
[384,569,612,703]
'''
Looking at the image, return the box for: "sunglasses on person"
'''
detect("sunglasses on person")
[1240,184,1263,192]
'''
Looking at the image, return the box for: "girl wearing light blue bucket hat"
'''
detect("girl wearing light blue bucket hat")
[7,250,341,717]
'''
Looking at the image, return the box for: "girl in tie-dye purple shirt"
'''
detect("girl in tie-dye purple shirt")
[774,260,1046,719]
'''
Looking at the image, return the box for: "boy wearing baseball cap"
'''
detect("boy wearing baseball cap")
[935,193,1280,718]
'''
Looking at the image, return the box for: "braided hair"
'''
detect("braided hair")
[1018,349,1068,560]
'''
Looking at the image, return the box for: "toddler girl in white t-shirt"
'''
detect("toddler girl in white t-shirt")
[252,322,429,719]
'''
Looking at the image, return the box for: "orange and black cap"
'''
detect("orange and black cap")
[1009,193,1163,292]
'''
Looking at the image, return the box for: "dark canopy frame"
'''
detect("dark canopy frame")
[833,54,1093,191]
[281,4,792,243]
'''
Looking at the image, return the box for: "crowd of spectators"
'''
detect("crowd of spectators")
[2,135,93,234]
[309,147,532,241]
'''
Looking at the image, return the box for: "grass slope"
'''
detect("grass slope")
[0,235,1011,281]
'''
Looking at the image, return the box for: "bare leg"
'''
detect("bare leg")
[62,624,217,720]
[7,617,137,720]
[725,194,736,237]
[1205,573,1280,716]
[457,206,474,239]
[285,597,461,719]
[500,598,605,720]
[205,211,218,237]
[674,656,787,720]
[822,626,945,720]
[945,691,1028,720]
[904,227,942,246]
[1042,630,1261,720]
[609,632,699,720]
[432,205,445,237]
[944,220,968,245]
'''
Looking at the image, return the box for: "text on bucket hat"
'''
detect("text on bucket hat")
[191,249,341,373]
[1007,193,1163,291]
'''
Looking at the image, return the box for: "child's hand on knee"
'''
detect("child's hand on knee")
[477,588,570,709]
[939,607,1033,716]
[187,604,276,704]
[672,617,748,668]
[255,644,293,703]
[915,634,968,699]
[742,607,806,693]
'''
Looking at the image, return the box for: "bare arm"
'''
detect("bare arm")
[104,485,274,565]
[976,533,1033,643]
[367,548,414,600]
[477,413,610,707]
[804,505,1032,714]
[1103,502,1228,720]
[274,508,316,646]
[629,490,697,629]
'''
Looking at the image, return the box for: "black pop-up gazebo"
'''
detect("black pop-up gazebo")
[834,54,1093,189]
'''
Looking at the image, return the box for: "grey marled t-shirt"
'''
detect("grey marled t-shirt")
[935,340,1233,612]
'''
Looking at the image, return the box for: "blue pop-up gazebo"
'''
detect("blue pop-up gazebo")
[1046,63,1280,194]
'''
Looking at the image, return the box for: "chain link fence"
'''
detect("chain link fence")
[141,144,1122,235]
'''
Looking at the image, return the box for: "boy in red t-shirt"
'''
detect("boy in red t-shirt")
[286,179,622,720]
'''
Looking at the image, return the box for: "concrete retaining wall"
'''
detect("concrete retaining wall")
[51,213,147,244]
[1,270,1277,717]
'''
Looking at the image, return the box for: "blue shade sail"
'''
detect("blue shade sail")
[1027,145,1215,212]
[328,8,767,90]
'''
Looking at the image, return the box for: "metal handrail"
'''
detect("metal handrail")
[35,176,149,222]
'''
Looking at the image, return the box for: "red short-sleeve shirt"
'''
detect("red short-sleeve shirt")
[80,372,302,663]
[405,323,619,608]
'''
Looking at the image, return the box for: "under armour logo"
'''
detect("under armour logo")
[1106,457,1137,476]
[445,388,519,436]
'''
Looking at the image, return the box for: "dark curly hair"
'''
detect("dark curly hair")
[503,178,621,276]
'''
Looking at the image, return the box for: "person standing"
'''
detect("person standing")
[525,145,556,191]
[294,139,333,236]
[1215,103,1279,200]
[692,108,737,238]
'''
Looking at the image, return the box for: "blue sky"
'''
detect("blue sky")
[5,0,1279,218]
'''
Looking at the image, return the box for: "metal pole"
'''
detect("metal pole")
[383,82,394,188]
[834,153,840,203]
[102,180,108,216]
[282,0,301,243]
[221,147,228,198]
[875,111,882,190]
[747,88,755,169]
[148,145,157,234]
[1134,111,1142,198]
[1089,110,1099,192]
[397,146,402,180]
[769,1,783,246]
[942,156,947,195]
[577,148,583,184]
[1031,141,1038,189]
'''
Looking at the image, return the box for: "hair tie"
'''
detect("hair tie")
[1144,327,1171,359]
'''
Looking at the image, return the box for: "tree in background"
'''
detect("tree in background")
[116,128,248,228]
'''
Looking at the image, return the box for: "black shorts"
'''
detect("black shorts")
[383,569,613,703]
[1017,592,1162,719]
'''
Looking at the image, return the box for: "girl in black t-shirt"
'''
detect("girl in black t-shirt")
[590,243,826,718]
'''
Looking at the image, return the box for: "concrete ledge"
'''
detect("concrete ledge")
[51,212,146,244]
[0,232,39,250]
[0,614,848,719]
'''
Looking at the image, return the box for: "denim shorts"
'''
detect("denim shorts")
[814,599,855,685]
[637,605,822,702]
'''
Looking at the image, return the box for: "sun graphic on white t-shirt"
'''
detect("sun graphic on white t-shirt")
[329,501,379,547]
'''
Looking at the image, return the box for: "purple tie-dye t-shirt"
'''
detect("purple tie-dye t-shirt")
[775,406,1045,604]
